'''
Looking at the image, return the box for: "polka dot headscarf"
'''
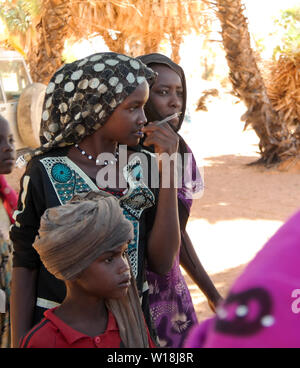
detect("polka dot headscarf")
[19,52,156,165]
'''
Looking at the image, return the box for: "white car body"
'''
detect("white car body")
[0,49,32,150]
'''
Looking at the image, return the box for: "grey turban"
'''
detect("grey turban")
[34,194,133,280]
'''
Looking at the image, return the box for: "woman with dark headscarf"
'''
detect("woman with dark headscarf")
[10,52,181,347]
[138,53,222,348]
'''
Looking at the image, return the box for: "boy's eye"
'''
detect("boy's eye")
[122,249,128,258]
[104,257,114,264]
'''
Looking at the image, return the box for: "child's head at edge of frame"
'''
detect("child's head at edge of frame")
[0,114,16,175]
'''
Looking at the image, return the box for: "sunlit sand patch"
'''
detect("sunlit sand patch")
[186,217,283,274]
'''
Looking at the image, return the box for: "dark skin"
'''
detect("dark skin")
[54,243,130,337]
[0,116,16,175]
[68,81,180,273]
[146,64,223,312]
[11,81,181,347]
[0,115,16,238]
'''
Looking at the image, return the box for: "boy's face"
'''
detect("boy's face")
[0,118,16,174]
[74,242,131,299]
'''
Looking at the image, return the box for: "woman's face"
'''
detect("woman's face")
[0,117,16,174]
[148,64,183,131]
[100,81,149,146]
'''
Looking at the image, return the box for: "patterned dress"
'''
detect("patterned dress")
[10,147,158,337]
[146,145,203,348]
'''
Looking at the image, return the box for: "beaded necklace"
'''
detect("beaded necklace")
[75,144,119,166]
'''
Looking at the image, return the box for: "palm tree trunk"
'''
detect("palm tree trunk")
[214,0,296,164]
[27,0,71,85]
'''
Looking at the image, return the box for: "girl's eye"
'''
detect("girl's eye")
[105,257,114,264]
[159,90,168,96]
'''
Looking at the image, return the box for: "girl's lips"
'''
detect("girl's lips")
[2,158,15,165]
[118,281,131,288]
[168,117,180,131]
[118,276,131,288]
[169,115,180,124]
[133,131,144,137]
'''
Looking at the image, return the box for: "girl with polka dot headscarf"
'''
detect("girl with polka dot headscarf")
[10,52,181,347]
[18,53,155,165]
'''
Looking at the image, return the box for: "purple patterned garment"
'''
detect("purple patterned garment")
[146,145,204,348]
[138,53,204,347]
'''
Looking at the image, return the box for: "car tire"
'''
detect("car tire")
[17,82,47,148]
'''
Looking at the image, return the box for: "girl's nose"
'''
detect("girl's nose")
[118,256,130,274]
[169,93,182,109]
[2,139,14,152]
[138,109,147,126]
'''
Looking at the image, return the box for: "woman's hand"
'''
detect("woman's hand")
[142,122,179,175]
[142,122,179,156]
[144,121,181,274]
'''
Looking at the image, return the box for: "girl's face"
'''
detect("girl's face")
[74,242,131,300]
[0,118,16,174]
[148,64,183,131]
[100,81,149,146]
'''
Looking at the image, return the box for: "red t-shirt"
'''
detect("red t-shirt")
[19,307,156,348]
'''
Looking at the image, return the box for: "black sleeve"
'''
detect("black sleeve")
[10,160,47,269]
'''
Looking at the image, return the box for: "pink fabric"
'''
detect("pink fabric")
[184,209,300,348]
[0,175,18,224]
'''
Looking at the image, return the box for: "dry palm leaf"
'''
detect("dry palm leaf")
[212,0,299,164]
[26,0,211,84]
[265,54,300,128]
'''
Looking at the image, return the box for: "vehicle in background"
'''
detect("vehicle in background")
[0,48,46,150]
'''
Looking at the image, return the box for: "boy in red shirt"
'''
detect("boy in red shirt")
[19,193,156,348]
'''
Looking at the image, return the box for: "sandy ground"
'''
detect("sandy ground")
[180,92,300,322]
[6,91,300,325]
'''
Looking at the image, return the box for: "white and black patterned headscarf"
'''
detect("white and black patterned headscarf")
[18,52,156,165]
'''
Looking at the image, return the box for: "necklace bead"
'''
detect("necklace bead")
[75,144,118,166]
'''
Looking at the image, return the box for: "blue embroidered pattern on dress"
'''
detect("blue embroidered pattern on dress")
[40,157,94,205]
[120,157,155,220]
[119,156,155,277]
[40,154,156,279]
[51,163,72,183]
